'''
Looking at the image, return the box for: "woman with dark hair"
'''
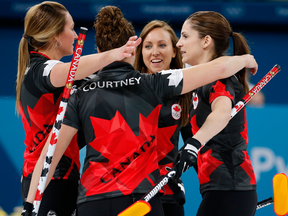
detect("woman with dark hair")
[17,1,140,216]
[22,7,258,216]
[134,20,192,216]
[174,11,257,216]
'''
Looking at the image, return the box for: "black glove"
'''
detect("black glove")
[21,202,33,216]
[167,177,186,205]
[173,137,201,179]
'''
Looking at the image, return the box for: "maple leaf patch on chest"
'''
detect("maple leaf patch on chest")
[171,104,182,120]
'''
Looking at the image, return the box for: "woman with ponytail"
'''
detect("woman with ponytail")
[17,2,140,216]
[174,11,257,216]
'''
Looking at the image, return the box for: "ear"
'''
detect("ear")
[53,34,60,41]
[172,47,176,58]
[203,35,213,49]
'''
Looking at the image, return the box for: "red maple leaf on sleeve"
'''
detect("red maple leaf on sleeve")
[209,81,234,104]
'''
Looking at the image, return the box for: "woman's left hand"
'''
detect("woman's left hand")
[111,36,142,61]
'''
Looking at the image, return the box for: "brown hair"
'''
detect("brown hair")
[186,11,249,93]
[16,1,68,112]
[134,20,192,126]
[94,6,135,52]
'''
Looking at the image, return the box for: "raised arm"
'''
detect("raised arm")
[181,54,258,94]
[51,36,142,87]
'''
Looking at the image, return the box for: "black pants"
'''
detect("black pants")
[197,190,257,216]
[77,193,164,216]
[21,176,78,216]
[162,203,184,216]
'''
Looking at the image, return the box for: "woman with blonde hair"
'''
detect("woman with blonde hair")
[17,1,140,215]
[134,20,192,216]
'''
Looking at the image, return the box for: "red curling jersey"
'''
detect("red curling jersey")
[190,76,256,194]
[63,62,183,204]
[19,52,80,180]
[157,96,192,203]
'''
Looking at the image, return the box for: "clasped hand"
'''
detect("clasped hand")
[173,137,201,179]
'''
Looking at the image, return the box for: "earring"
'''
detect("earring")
[55,40,62,48]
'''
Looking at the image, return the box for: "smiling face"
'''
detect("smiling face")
[141,27,176,74]
[176,20,205,66]
[57,12,78,57]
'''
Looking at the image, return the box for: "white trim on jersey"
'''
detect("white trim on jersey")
[43,60,62,77]
[159,69,183,87]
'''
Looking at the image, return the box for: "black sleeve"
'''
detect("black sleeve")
[142,69,184,100]
[32,59,62,92]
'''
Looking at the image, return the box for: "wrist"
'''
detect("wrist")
[107,49,115,63]
[184,137,201,150]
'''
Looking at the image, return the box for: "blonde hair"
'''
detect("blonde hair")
[16,1,68,112]
[134,20,191,126]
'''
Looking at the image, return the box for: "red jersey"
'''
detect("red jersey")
[63,62,184,204]
[190,76,256,194]
[20,52,80,180]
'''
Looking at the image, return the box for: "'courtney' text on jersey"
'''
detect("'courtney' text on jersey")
[83,77,142,91]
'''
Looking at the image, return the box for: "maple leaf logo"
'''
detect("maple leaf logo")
[81,106,162,196]
[190,115,199,135]
[192,91,198,110]
[171,104,182,120]
[43,60,61,77]
[22,93,61,154]
[159,69,183,87]
[34,188,43,201]
[209,81,234,103]
[198,149,223,185]
[240,151,256,184]
[157,125,177,162]
[173,106,180,112]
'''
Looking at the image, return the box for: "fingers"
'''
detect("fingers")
[183,162,190,173]
[134,37,142,47]
[245,54,258,75]
[125,36,142,48]
[122,53,132,58]
[250,56,258,75]
[182,162,187,173]
[112,36,142,61]
[128,35,138,41]
[250,67,257,75]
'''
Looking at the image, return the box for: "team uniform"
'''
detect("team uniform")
[157,97,192,216]
[19,52,83,216]
[62,61,184,216]
[190,76,257,216]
